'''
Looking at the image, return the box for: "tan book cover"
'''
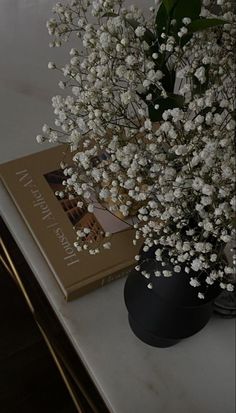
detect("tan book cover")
[0,145,141,301]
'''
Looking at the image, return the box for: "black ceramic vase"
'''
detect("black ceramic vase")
[124,250,221,347]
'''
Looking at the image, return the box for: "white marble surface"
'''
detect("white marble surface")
[0,2,235,413]
[1,183,235,413]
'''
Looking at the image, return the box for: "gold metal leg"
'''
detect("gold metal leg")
[0,237,34,313]
[0,237,84,413]
[0,253,14,278]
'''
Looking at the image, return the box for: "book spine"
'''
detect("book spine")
[66,265,134,301]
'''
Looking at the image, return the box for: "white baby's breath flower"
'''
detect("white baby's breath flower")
[163,270,172,277]
[103,242,111,249]
[156,70,163,80]
[224,266,233,274]
[144,118,152,130]
[206,276,214,285]
[120,91,132,105]
[202,184,214,196]
[87,204,94,213]
[48,61,56,69]
[100,31,111,48]
[210,254,217,262]
[190,277,200,287]
[37,0,235,299]
[194,66,206,84]
[36,134,45,143]
[142,270,150,278]
[226,283,234,292]
[135,26,146,37]
[182,17,191,25]
[125,55,137,66]
[221,235,231,243]
[42,124,50,133]
[146,93,152,101]
[191,259,203,272]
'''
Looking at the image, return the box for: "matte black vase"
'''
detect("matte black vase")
[124,253,220,347]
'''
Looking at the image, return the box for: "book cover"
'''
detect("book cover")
[0,145,141,301]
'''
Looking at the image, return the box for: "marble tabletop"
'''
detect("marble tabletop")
[0,1,235,413]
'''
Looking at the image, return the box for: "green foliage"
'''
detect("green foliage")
[162,0,178,14]
[188,18,226,32]
[155,3,168,41]
[152,0,226,117]
[161,66,176,93]
[171,0,201,23]
[156,0,202,39]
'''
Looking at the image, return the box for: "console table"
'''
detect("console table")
[0,1,235,412]
[1,180,235,413]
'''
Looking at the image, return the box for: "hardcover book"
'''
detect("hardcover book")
[0,145,141,301]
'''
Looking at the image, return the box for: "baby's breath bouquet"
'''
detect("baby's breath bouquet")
[37,0,236,299]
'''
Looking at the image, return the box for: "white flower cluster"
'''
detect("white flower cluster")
[37,0,236,297]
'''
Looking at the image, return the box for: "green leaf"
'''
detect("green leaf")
[192,64,210,96]
[179,33,192,47]
[155,0,201,48]
[162,0,178,14]
[172,0,201,23]
[155,3,168,40]
[188,18,226,32]
[143,28,156,46]
[161,66,176,93]
[148,94,184,121]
